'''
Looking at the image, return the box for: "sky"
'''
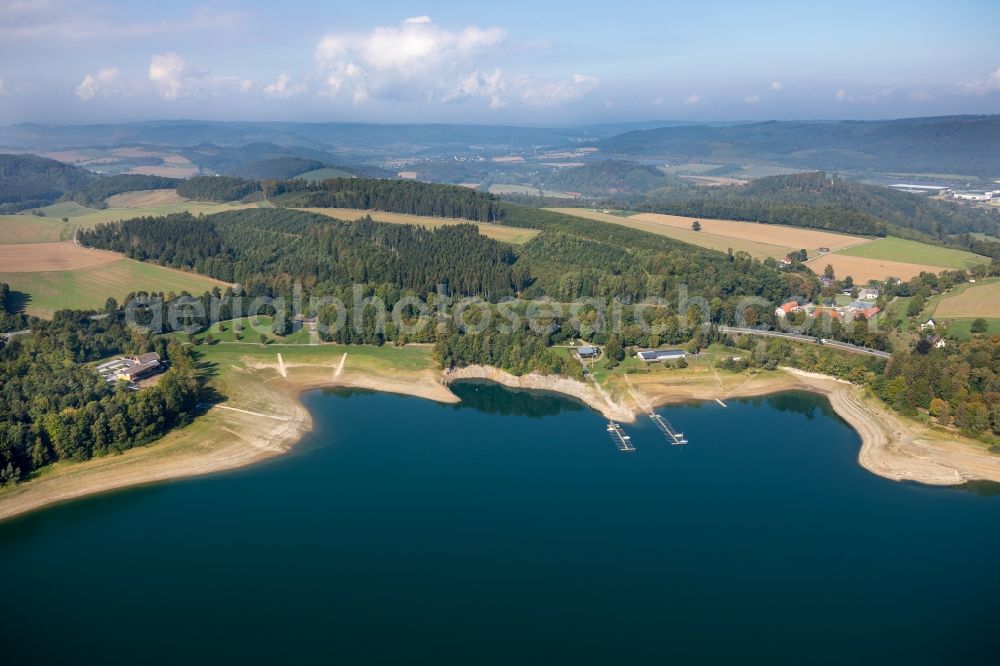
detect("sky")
[0,0,998,126]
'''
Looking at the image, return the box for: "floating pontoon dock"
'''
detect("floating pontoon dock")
[606,422,635,452]
[650,413,688,445]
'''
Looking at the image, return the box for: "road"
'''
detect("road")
[718,326,892,359]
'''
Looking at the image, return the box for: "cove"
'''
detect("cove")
[1,383,998,664]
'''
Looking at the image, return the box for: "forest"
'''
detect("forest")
[175,175,261,202]
[80,208,526,300]
[540,160,680,196]
[268,177,505,222]
[0,311,200,485]
[70,174,181,208]
[0,153,95,212]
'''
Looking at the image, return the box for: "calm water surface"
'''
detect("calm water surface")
[1,383,998,664]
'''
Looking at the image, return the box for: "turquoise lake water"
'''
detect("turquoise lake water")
[1,383,998,664]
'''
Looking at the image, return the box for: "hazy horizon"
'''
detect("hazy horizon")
[1,0,998,126]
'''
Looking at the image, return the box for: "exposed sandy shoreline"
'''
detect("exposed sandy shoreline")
[2,361,998,523]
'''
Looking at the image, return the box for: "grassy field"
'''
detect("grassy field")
[837,236,988,270]
[298,207,540,244]
[0,259,227,317]
[933,280,1000,318]
[0,215,72,243]
[295,167,356,181]
[940,318,1000,340]
[204,316,312,345]
[548,208,802,259]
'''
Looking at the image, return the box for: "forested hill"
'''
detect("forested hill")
[79,208,526,300]
[642,172,1000,253]
[541,160,680,196]
[0,154,179,212]
[596,115,1000,176]
[267,178,505,222]
[0,154,96,212]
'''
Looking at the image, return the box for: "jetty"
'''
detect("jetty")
[650,413,688,445]
[606,422,635,452]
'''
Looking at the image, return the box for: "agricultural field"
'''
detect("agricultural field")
[68,201,255,231]
[0,215,73,243]
[295,167,356,181]
[0,257,227,318]
[488,183,580,199]
[0,241,121,271]
[548,208,792,258]
[297,207,540,244]
[105,189,188,208]
[836,236,988,270]
[933,281,1000,319]
[803,254,944,283]
[628,212,870,252]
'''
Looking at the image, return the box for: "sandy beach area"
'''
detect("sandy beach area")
[2,356,998,522]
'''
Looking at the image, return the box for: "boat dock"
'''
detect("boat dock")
[650,413,688,445]
[606,422,635,452]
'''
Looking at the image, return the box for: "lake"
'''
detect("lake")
[1,383,998,664]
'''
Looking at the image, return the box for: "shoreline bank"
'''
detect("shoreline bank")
[2,362,998,522]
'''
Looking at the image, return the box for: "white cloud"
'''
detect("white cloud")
[0,77,4,96]
[957,66,1000,95]
[651,95,664,105]
[148,52,252,100]
[770,81,783,92]
[684,94,701,105]
[75,67,129,100]
[313,17,594,110]
[835,88,847,102]
[909,89,933,102]
[744,94,760,104]
[263,73,307,99]
[149,52,187,100]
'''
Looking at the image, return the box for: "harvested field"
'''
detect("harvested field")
[105,189,187,208]
[547,208,791,259]
[934,281,1000,318]
[297,208,540,244]
[0,215,72,244]
[804,254,946,283]
[0,241,120,271]
[628,212,871,252]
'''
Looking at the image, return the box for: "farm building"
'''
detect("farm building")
[115,353,162,382]
[577,346,598,359]
[775,301,801,317]
[858,287,880,300]
[856,307,880,321]
[636,349,687,362]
